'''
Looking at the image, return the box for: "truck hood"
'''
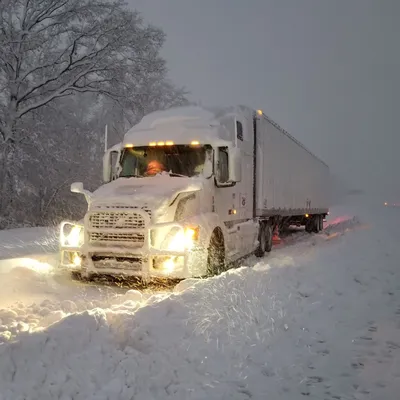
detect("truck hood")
[90,175,203,209]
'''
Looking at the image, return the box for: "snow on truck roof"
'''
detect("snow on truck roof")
[123,105,248,146]
[136,106,220,129]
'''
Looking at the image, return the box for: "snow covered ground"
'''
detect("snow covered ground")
[0,200,399,399]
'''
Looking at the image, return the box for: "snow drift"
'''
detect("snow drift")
[0,207,400,399]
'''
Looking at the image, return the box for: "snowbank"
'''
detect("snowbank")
[0,207,399,399]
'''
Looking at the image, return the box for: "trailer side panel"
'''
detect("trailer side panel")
[255,113,329,217]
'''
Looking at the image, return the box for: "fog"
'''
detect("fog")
[130,0,399,201]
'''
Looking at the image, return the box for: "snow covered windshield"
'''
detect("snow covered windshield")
[119,145,210,178]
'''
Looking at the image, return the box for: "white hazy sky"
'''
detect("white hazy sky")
[129,0,399,200]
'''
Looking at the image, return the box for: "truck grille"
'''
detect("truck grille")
[89,232,145,244]
[89,211,146,230]
[89,207,151,229]
[87,206,151,246]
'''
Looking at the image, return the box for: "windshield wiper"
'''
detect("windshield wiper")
[168,172,188,178]
[120,174,143,178]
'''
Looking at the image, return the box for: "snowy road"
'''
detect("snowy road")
[0,203,399,399]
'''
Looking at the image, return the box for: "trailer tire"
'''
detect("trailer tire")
[265,224,273,253]
[255,223,272,257]
[305,219,313,233]
[313,215,320,233]
[319,214,324,231]
[207,230,226,276]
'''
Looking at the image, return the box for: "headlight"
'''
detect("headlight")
[161,226,199,252]
[67,226,82,246]
[60,222,84,247]
[72,253,82,266]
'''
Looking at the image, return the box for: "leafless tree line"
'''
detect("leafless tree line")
[0,0,188,228]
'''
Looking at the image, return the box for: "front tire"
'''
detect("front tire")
[207,231,225,276]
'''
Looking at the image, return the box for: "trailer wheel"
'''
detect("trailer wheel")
[312,215,320,233]
[305,218,314,233]
[318,215,324,231]
[255,223,272,257]
[207,230,226,276]
[265,224,273,253]
[305,216,319,233]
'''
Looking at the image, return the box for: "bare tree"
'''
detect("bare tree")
[0,0,165,141]
[0,0,169,217]
[120,71,189,126]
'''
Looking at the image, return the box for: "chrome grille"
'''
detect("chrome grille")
[87,206,151,247]
[89,211,146,230]
[89,232,145,243]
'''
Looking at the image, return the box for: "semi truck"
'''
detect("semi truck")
[60,105,329,280]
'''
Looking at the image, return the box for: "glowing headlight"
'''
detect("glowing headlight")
[67,226,82,247]
[61,223,84,247]
[72,253,82,266]
[163,226,199,252]
[163,258,176,272]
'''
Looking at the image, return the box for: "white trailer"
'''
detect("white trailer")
[59,105,329,280]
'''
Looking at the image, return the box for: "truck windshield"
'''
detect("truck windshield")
[119,145,210,178]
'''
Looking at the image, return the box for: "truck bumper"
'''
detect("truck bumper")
[59,220,206,280]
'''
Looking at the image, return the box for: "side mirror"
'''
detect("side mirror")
[228,147,242,183]
[202,150,214,179]
[103,151,112,183]
[71,182,84,193]
[103,145,121,183]
[215,146,241,187]
[70,181,92,204]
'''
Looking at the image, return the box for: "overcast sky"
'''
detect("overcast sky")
[129,0,399,200]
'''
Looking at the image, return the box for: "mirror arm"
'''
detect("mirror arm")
[214,177,236,188]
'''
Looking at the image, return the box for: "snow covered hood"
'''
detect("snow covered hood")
[90,175,203,209]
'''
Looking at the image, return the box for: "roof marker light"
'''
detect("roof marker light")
[166,141,174,146]
[191,140,200,146]
[125,144,134,148]
[157,141,165,146]
[149,142,157,146]
[257,109,263,116]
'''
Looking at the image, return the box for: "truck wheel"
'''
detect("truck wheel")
[319,215,324,231]
[207,231,225,276]
[265,224,273,253]
[255,223,272,257]
[305,219,313,233]
[313,215,320,233]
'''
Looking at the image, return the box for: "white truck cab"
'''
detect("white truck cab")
[60,106,260,280]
